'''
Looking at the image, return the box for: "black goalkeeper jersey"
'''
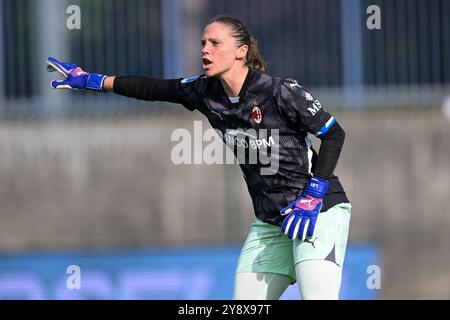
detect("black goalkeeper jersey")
[114,67,349,226]
[171,67,348,226]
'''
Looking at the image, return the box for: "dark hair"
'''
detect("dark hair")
[208,15,267,72]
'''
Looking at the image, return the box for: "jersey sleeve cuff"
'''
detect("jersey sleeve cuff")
[316,116,335,137]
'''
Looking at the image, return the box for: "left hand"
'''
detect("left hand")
[280,177,329,241]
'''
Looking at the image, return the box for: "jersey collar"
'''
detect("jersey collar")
[215,66,258,106]
[237,66,256,100]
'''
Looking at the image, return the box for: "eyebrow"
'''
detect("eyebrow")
[201,37,221,43]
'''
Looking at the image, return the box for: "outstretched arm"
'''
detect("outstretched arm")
[47,57,192,106]
[103,77,115,91]
[109,76,186,104]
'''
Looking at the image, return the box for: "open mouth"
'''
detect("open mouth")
[202,58,212,68]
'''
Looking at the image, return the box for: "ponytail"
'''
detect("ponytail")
[247,35,267,72]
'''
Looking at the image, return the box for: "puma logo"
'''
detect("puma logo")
[304,237,318,248]
[289,80,301,89]
[210,110,223,120]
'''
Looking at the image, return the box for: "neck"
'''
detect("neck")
[218,65,249,97]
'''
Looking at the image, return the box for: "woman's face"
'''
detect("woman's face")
[201,22,247,78]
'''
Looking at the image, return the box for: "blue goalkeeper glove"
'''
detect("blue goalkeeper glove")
[46,57,107,91]
[280,177,329,241]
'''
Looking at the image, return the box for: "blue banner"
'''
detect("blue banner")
[0,244,379,300]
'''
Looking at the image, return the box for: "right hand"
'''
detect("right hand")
[46,57,107,92]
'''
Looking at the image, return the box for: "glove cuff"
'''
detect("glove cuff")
[304,177,329,198]
[86,73,108,92]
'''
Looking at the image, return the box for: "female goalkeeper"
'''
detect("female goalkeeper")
[47,15,351,300]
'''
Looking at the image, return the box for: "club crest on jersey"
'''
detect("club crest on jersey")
[251,101,263,124]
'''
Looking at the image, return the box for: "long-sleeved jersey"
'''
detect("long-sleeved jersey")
[114,67,349,226]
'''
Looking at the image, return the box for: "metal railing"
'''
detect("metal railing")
[1,0,449,118]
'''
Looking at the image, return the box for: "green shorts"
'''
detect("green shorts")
[235,202,352,284]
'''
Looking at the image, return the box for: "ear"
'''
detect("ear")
[236,44,249,61]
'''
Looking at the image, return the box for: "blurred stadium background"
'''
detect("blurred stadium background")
[0,0,449,299]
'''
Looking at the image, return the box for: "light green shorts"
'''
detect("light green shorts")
[235,202,352,284]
